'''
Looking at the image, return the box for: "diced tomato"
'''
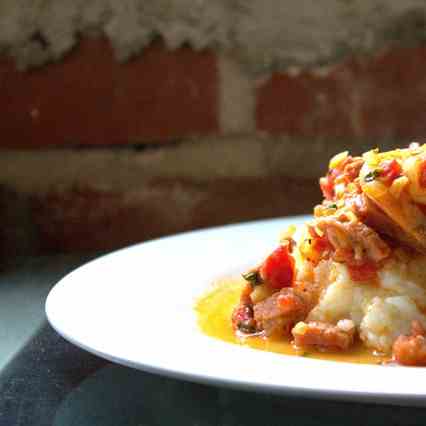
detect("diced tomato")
[320,167,341,200]
[380,159,402,186]
[259,245,295,289]
[418,159,426,188]
[347,261,378,282]
[320,157,361,200]
[417,203,426,216]
[313,234,332,253]
[320,176,334,200]
[308,226,332,254]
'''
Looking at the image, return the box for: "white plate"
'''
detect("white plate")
[46,216,426,407]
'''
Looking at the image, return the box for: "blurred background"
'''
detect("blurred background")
[1,0,426,261]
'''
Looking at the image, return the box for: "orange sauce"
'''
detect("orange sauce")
[195,278,389,365]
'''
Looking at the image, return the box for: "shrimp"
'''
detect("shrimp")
[392,321,426,366]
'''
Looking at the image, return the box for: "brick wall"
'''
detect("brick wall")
[1,32,426,257]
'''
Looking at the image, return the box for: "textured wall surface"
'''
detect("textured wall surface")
[2,0,426,72]
[1,1,426,257]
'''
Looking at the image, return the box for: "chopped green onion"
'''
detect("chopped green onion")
[238,321,257,334]
[242,270,262,287]
[364,169,381,182]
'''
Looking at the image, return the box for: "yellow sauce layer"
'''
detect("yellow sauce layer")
[195,278,389,365]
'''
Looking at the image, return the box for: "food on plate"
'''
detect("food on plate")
[230,143,426,366]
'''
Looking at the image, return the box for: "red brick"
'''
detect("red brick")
[30,177,319,253]
[0,38,218,148]
[358,47,426,139]
[257,45,426,139]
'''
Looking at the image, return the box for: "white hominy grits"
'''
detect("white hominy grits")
[307,261,426,353]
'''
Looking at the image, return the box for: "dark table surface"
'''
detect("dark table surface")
[1,255,426,426]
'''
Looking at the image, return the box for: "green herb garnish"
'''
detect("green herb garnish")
[237,321,257,334]
[328,203,338,209]
[364,169,381,182]
[242,270,263,287]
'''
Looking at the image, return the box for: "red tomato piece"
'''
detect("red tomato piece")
[308,226,332,254]
[259,246,295,289]
[419,159,426,188]
[417,203,426,216]
[320,168,340,200]
[313,235,332,253]
[380,159,402,186]
[320,176,334,200]
[347,261,377,282]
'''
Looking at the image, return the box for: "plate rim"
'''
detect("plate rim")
[45,215,426,407]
